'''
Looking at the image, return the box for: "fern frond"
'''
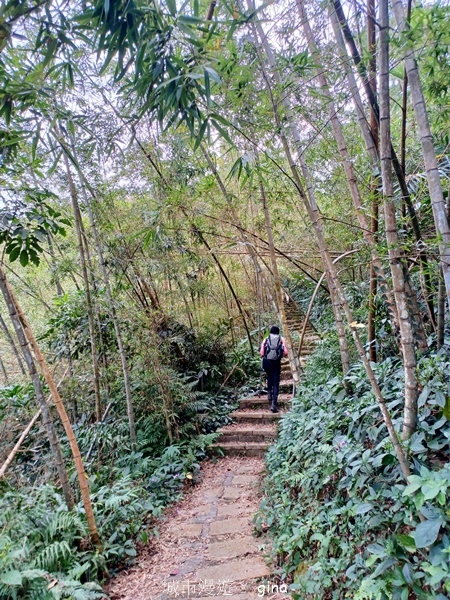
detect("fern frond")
[32,540,73,571]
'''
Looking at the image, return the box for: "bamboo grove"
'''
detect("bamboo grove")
[0,0,449,595]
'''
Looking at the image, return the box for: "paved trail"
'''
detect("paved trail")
[106,456,289,600]
[106,301,319,599]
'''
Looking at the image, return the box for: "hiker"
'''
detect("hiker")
[260,325,288,413]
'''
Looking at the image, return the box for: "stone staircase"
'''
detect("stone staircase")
[284,297,321,366]
[214,297,321,458]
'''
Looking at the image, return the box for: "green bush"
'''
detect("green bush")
[257,350,450,599]
[0,432,218,600]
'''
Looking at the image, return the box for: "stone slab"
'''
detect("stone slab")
[222,486,244,500]
[196,556,270,583]
[172,523,203,538]
[203,487,224,500]
[217,504,254,518]
[232,475,260,485]
[235,464,263,475]
[208,535,258,559]
[209,516,251,536]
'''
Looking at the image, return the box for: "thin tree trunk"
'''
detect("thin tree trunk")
[379,0,418,439]
[0,265,101,547]
[332,0,437,323]
[194,227,254,354]
[437,268,445,348]
[59,145,102,422]
[77,212,111,400]
[47,236,64,297]
[249,1,411,479]
[175,276,194,330]
[329,3,432,342]
[0,313,26,375]
[200,147,281,309]
[296,0,399,337]
[368,0,379,362]
[0,409,41,478]
[259,178,301,380]
[391,0,450,300]
[251,10,351,375]
[0,270,74,509]
[79,183,136,446]
[0,351,8,382]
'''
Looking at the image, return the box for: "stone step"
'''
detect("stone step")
[231,410,283,425]
[280,378,295,388]
[239,395,291,409]
[217,426,276,443]
[213,441,270,457]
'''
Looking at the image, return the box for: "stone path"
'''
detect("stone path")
[107,300,319,599]
[106,457,289,600]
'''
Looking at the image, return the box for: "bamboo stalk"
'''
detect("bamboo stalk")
[0,266,101,548]
[0,409,41,478]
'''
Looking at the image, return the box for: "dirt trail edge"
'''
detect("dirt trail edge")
[106,456,290,600]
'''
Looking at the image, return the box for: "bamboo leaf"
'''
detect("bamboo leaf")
[193,118,208,151]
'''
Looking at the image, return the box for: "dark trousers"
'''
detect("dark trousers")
[262,358,281,402]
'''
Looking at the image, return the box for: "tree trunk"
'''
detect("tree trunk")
[0,409,41,478]
[193,227,254,354]
[0,312,26,375]
[329,3,431,345]
[0,270,74,509]
[0,351,8,382]
[259,178,301,380]
[80,185,137,447]
[251,10,351,375]
[60,147,102,421]
[437,268,445,348]
[391,0,450,300]
[47,235,64,297]
[331,0,437,325]
[296,0,399,337]
[0,265,101,548]
[249,0,411,479]
[368,0,378,362]
[379,0,418,439]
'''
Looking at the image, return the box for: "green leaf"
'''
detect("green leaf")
[19,250,29,267]
[193,118,208,151]
[373,557,397,577]
[366,543,387,556]
[211,120,234,147]
[443,396,450,420]
[414,519,441,548]
[417,385,429,407]
[204,66,221,83]
[403,481,422,495]
[422,481,442,501]
[31,122,41,162]
[355,503,374,515]
[204,69,210,108]
[396,534,416,552]
[1,571,23,586]
[166,0,176,16]
[9,246,21,263]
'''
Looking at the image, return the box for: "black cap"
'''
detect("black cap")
[270,325,280,334]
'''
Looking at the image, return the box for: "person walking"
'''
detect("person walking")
[260,326,288,413]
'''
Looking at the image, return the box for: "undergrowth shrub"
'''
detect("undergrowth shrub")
[257,350,450,599]
[0,432,217,599]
